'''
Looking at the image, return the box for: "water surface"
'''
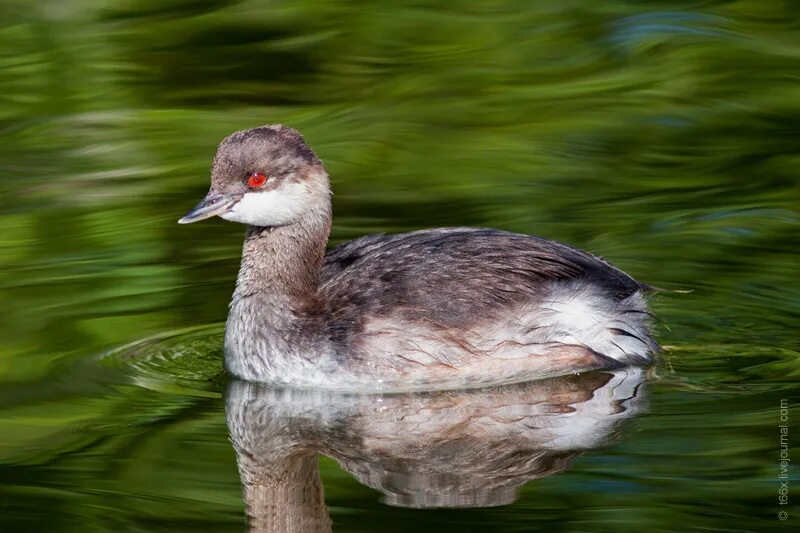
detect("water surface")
[1,1,798,531]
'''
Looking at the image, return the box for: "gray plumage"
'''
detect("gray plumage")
[179,125,659,390]
[322,227,647,326]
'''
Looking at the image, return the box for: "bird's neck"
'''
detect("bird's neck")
[233,205,332,315]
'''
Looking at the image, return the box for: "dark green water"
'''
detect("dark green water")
[1,1,798,531]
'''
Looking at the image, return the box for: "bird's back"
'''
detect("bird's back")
[321,227,647,325]
[317,228,656,388]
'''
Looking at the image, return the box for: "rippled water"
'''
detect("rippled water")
[1,1,798,531]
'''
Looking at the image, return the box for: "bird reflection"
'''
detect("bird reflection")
[225,368,646,532]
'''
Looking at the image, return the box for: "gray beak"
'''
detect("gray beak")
[178,190,240,224]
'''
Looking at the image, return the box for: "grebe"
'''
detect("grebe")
[179,125,658,390]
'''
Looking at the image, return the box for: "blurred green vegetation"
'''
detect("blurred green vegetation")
[0,0,798,531]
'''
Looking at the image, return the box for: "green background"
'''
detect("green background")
[0,1,797,531]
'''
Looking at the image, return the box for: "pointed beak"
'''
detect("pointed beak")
[178,190,240,224]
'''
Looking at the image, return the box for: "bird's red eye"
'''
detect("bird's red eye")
[247,172,268,188]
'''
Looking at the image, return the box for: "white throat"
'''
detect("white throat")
[221,181,313,226]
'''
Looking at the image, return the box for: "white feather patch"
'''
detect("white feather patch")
[221,182,312,226]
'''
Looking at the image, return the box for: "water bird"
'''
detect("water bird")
[179,125,658,390]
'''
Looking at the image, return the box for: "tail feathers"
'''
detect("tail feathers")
[540,282,658,365]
